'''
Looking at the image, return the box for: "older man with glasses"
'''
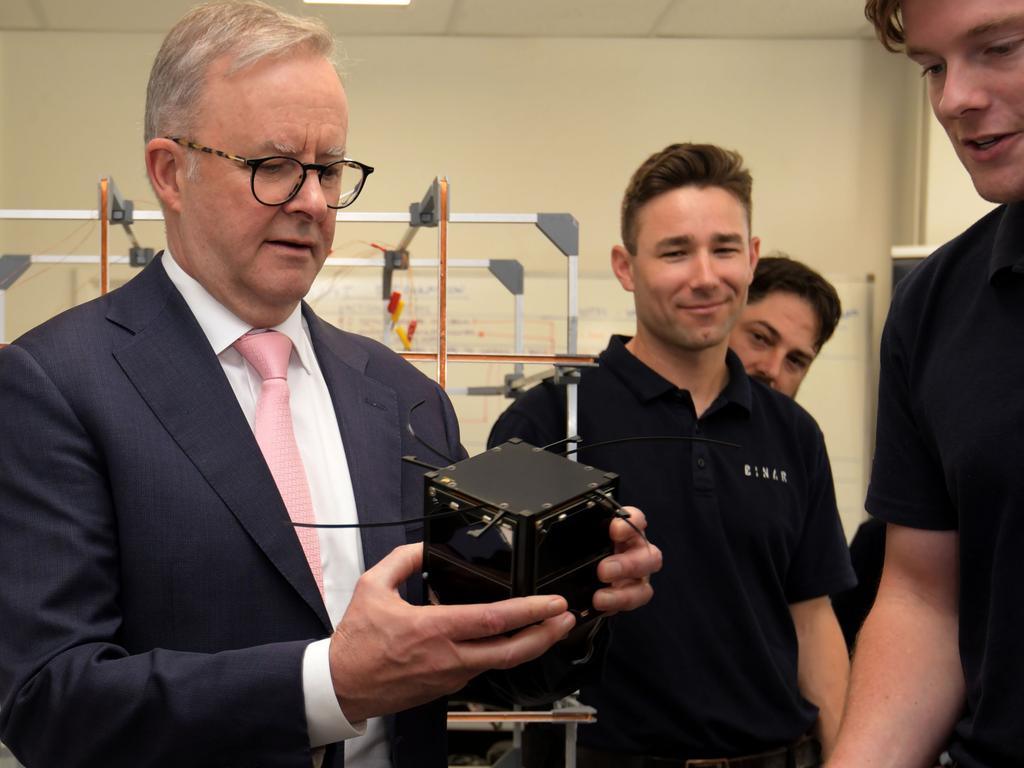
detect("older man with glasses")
[0,3,661,767]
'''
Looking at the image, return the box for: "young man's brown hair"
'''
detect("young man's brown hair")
[620,143,752,254]
[864,0,904,51]
[749,254,842,351]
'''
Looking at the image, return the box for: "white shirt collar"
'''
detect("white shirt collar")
[161,249,313,373]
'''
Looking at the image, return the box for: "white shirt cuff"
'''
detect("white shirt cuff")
[303,638,367,747]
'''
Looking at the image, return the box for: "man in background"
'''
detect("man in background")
[830,1,1024,766]
[729,256,880,651]
[490,143,854,767]
[0,3,660,766]
[730,253,842,398]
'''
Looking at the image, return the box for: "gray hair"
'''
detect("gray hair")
[144,0,337,144]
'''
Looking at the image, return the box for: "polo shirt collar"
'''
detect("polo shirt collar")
[599,334,752,414]
[989,202,1024,280]
[720,349,753,414]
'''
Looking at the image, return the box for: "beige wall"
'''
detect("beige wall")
[924,108,998,245]
[0,31,919,340]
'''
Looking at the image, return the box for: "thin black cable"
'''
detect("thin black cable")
[291,505,483,529]
[589,492,651,548]
[561,434,740,457]
[291,433,732,534]
[402,455,442,471]
[539,435,583,452]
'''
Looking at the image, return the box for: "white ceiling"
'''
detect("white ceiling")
[1,0,874,39]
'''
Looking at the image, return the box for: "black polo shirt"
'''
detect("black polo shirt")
[868,203,1024,768]
[489,336,854,759]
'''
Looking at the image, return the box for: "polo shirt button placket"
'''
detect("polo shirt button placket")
[692,444,714,491]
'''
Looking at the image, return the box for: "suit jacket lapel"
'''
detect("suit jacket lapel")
[305,309,407,573]
[108,260,331,629]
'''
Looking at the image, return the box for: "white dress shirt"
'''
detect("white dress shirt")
[163,252,391,767]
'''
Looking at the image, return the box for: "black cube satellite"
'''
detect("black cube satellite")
[422,438,619,622]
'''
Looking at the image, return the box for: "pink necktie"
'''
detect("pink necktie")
[233,330,323,597]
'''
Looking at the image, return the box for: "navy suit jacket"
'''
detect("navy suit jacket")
[0,256,459,767]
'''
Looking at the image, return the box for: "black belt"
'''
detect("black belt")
[578,737,821,768]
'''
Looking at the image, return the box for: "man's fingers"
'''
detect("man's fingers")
[454,612,577,671]
[593,579,655,614]
[363,543,423,589]
[429,595,571,642]
[610,506,648,543]
[598,541,663,583]
[594,508,661,615]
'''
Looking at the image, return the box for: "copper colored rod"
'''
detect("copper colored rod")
[99,178,109,295]
[400,352,594,365]
[437,178,449,388]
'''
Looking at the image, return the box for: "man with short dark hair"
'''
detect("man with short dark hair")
[490,143,854,767]
[729,257,880,650]
[829,2,1024,766]
[730,254,842,398]
[0,3,660,766]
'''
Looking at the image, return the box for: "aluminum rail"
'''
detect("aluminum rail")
[2,196,583,389]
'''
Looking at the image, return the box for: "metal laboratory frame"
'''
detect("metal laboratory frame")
[1,176,591,442]
[447,704,597,768]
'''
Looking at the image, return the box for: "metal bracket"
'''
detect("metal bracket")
[103,177,134,226]
[0,255,31,290]
[0,255,31,289]
[503,363,585,399]
[551,365,582,387]
[100,177,151,269]
[488,259,524,296]
[130,247,155,267]
[409,179,442,227]
[384,178,444,298]
[382,248,411,299]
[536,213,578,257]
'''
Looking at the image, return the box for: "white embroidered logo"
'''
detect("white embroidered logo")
[744,464,788,483]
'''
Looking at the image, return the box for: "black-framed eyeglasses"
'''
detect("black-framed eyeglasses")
[166,137,374,210]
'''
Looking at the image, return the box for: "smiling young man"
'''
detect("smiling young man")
[730,255,842,398]
[489,144,854,767]
[828,2,1024,767]
[0,3,662,767]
